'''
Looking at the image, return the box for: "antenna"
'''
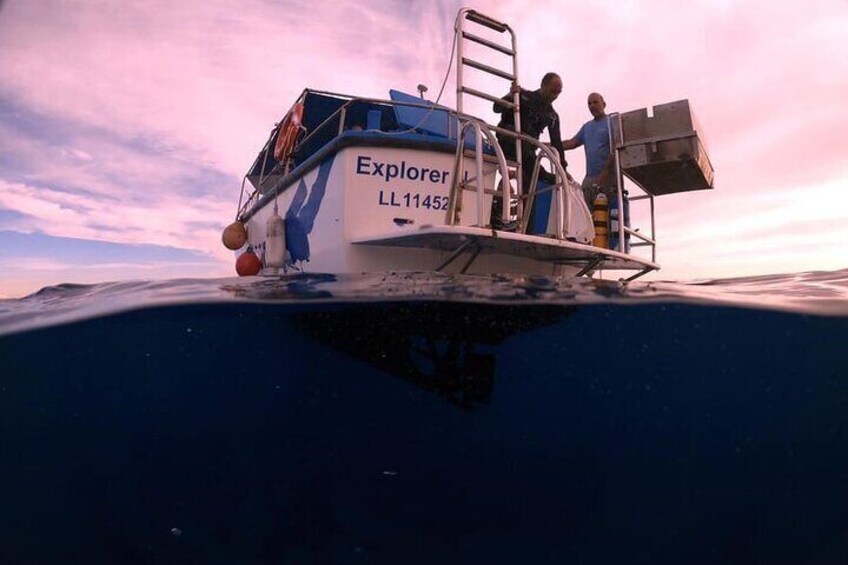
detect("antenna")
[417,84,428,99]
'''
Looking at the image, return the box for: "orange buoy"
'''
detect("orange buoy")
[273,103,304,162]
[236,250,261,276]
[222,221,247,250]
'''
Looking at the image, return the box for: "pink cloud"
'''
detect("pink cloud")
[0,1,460,176]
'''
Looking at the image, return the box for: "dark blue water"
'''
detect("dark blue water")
[1,271,847,564]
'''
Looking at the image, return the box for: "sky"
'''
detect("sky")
[0,0,846,298]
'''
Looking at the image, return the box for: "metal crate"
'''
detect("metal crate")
[617,100,714,196]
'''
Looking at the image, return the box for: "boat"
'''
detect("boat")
[222,9,714,282]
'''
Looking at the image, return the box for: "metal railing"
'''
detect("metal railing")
[609,112,657,263]
[448,114,571,237]
[236,91,472,219]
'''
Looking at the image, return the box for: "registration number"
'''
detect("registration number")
[378,190,449,210]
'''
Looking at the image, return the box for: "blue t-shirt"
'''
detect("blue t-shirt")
[575,116,611,177]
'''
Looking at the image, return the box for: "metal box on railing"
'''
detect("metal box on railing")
[617,99,714,196]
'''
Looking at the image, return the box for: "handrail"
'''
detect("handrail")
[448,113,572,237]
[464,10,509,33]
[518,147,569,237]
[625,227,655,246]
[449,117,513,227]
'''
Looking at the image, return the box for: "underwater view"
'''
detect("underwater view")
[1,269,847,564]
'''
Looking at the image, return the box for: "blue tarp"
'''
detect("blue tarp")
[390,90,491,152]
[389,89,456,138]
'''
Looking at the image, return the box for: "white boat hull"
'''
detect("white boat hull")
[243,140,653,278]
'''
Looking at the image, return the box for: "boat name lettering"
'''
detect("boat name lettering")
[356,155,449,184]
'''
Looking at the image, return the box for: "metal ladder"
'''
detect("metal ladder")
[452,8,522,226]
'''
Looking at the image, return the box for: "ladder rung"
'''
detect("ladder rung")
[461,31,515,56]
[461,57,515,81]
[460,86,514,108]
[465,11,508,33]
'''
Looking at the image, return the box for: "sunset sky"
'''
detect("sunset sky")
[1,0,846,298]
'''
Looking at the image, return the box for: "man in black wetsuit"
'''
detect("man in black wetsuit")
[492,72,568,228]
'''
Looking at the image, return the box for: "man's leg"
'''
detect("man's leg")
[490,137,517,228]
[602,177,620,204]
[521,151,540,231]
[582,175,600,210]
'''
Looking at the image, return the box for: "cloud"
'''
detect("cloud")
[0,230,214,264]
[0,231,231,298]
[0,176,234,253]
[0,0,462,176]
[615,173,848,281]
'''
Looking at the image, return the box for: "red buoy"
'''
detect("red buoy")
[235,250,261,276]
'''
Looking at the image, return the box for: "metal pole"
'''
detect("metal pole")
[455,12,465,115]
[447,122,467,226]
[511,29,522,210]
[650,195,656,263]
[476,125,484,226]
[556,171,564,240]
[477,124,517,229]
[610,112,625,253]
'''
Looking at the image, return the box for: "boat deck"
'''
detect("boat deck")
[352,225,656,275]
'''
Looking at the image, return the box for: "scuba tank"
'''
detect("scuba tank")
[609,190,630,252]
[591,191,609,248]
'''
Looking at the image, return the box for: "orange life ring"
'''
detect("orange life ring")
[273,103,304,162]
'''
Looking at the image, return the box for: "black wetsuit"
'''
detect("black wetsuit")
[493,88,567,192]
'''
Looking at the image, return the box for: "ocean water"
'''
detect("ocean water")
[1,269,847,564]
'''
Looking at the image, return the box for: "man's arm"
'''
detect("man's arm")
[562,123,584,151]
[492,83,522,114]
[493,93,511,115]
[547,114,569,170]
[562,137,581,150]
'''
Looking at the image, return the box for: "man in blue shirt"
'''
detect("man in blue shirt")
[563,92,616,208]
